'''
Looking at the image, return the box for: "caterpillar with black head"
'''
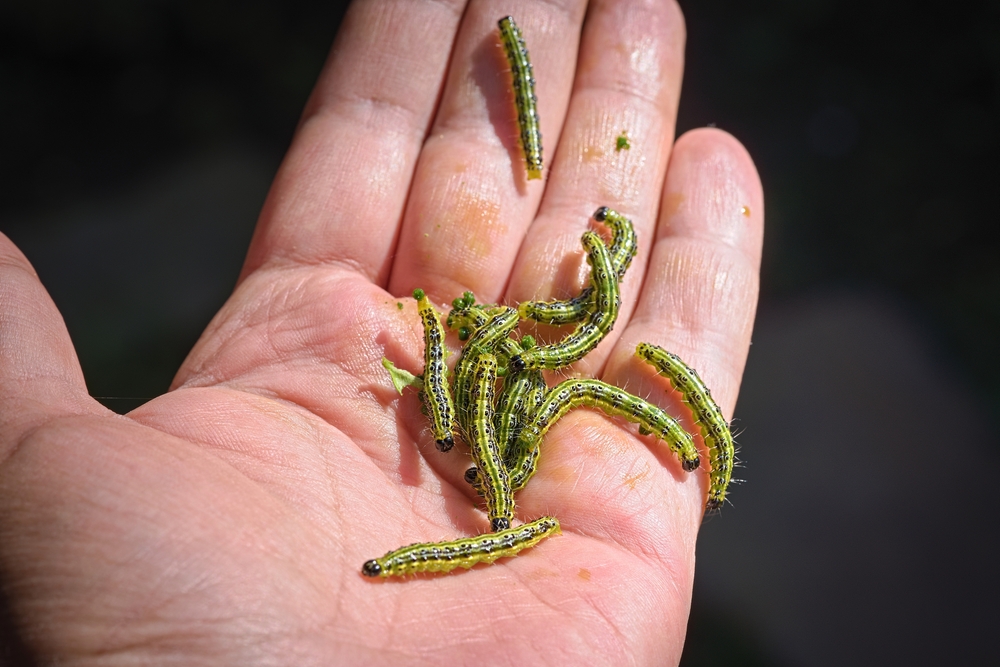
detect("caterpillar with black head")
[362,516,561,578]
[506,378,701,492]
[468,353,514,531]
[413,288,456,451]
[511,231,620,371]
[519,207,637,326]
[635,343,736,512]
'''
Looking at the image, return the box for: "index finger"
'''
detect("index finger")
[238,0,466,285]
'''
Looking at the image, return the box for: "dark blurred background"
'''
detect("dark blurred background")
[1,1,998,665]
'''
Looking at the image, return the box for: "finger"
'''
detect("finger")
[239,0,467,285]
[516,128,762,539]
[387,1,588,304]
[609,127,764,420]
[0,234,101,460]
[505,0,687,374]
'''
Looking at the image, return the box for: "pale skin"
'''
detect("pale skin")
[0,0,763,664]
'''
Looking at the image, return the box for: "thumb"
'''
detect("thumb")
[0,233,100,461]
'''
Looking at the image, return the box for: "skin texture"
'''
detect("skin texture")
[0,1,763,665]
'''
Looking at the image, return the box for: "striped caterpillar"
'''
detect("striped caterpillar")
[362,516,560,578]
[468,353,514,531]
[635,343,736,512]
[505,378,701,492]
[519,207,637,326]
[413,288,456,451]
[511,231,620,371]
[498,16,543,180]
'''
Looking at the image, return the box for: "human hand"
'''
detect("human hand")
[0,1,763,664]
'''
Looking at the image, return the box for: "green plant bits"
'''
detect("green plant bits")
[468,353,514,532]
[512,231,620,372]
[498,16,542,180]
[519,207,636,326]
[361,516,561,578]
[381,357,423,394]
[413,288,457,452]
[506,378,700,492]
[635,342,736,512]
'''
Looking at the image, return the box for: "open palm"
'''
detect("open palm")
[0,1,762,664]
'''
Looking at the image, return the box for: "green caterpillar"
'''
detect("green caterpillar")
[635,343,736,512]
[511,231,620,371]
[413,288,456,452]
[519,207,636,326]
[507,378,701,492]
[466,336,546,496]
[468,353,514,531]
[362,516,561,578]
[498,16,542,180]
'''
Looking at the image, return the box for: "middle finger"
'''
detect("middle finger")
[506,0,687,377]
[387,0,588,305]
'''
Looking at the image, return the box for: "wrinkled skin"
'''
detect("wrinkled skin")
[0,1,763,665]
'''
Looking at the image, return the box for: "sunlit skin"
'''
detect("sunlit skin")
[0,1,763,664]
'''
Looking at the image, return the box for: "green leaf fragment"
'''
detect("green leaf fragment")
[382,357,424,394]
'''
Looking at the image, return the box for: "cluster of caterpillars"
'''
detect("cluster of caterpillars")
[363,206,736,578]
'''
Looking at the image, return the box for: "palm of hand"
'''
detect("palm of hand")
[0,2,762,664]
